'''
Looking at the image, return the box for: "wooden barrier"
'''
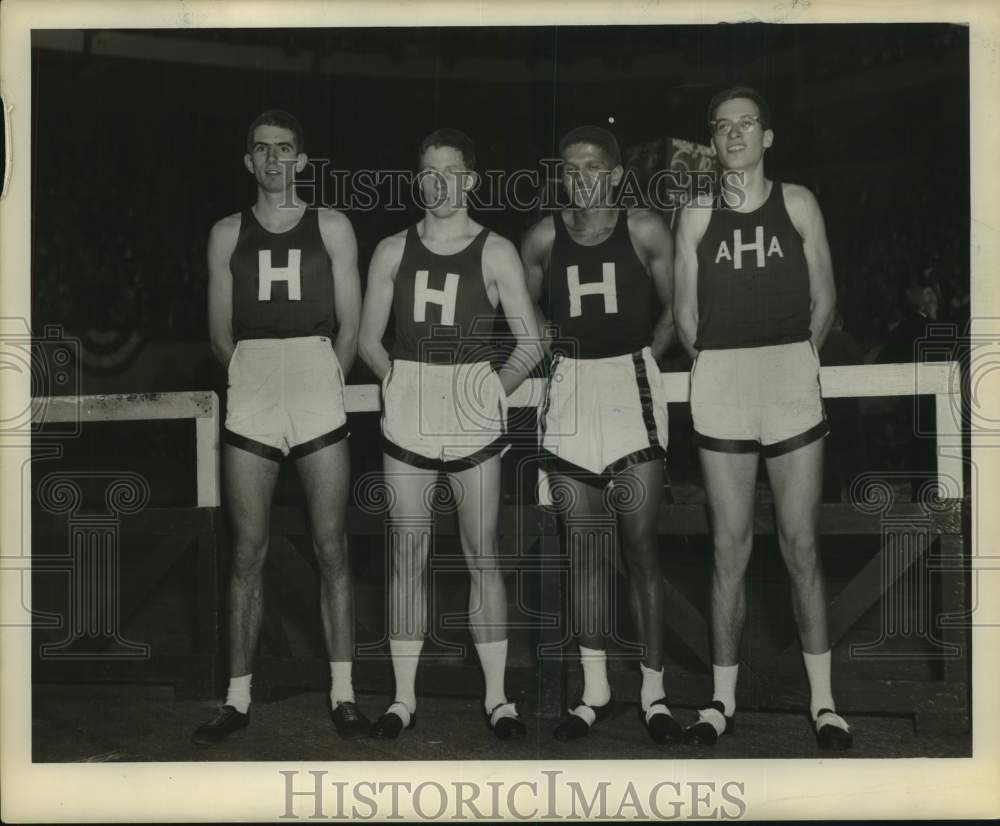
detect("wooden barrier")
[30,361,969,731]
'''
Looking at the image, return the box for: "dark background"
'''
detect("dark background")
[30,24,970,506]
[32,24,969,358]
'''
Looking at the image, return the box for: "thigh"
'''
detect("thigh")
[223,443,281,547]
[614,459,665,548]
[295,439,351,542]
[698,448,759,544]
[547,469,608,521]
[448,453,502,558]
[383,453,437,522]
[765,437,823,542]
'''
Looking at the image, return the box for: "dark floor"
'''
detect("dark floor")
[32,683,969,763]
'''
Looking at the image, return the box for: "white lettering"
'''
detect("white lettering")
[258,249,302,301]
[714,241,732,263]
[567,262,618,317]
[732,226,765,270]
[414,270,459,325]
[768,235,784,258]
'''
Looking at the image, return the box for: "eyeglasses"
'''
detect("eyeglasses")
[709,115,761,136]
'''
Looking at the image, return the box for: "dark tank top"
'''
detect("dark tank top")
[229,207,336,341]
[695,182,811,350]
[390,224,498,364]
[543,209,653,359]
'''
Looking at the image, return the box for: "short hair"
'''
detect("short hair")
[245,109,305,155]
[707,86,772,130]
[418,128,476,170]
[558,125,622,168]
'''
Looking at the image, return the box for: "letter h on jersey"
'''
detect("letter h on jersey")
[567,263,618,317]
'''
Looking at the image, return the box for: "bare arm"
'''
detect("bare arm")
[786,184,837,350]
[318,209,362,375]
[519,217,556,357]
[206,214,241,368]
[486,235,543,395]
[630,210,676,361]
[358,235,403,381]
[673,203,709,360]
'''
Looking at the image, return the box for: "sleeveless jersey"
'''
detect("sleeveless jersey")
[390,224,498,364]
[543,209,653,359]
[229,208,336,341]
[695,182,811,350]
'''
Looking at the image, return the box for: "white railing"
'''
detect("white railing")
[32,360,964,508]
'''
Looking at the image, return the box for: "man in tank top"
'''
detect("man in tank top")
[358,129,542,740]
[193,110,368,745]
[521,126,679,745]
[674,87,852,750]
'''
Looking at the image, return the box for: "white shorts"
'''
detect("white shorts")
[224,336,348,462]
[539,347,669,491]
[690,340,828,457]
[381,359,508,471]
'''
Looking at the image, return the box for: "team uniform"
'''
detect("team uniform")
[225,207,348,462]
[382,225,507,471]
[539,209,669,489]
[691,182,828,456]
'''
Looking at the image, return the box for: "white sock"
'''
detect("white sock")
[712,664,738,717]
[475,639,509,714]
[329,661,355,706]
[802,649,836,720]
[225,673,252,714]
[579,645,612,707]
[389,639,423,717]
[640,663,667,713]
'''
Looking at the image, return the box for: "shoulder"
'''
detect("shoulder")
[371,228,408,270]
[521,214,557,252]
[675,196,713,240]
[209,211,242,243]
[781,182,821,217]
[780,183,825,237]
[482,230,521,270]
[626,208,671,241]
[316,207,355,239]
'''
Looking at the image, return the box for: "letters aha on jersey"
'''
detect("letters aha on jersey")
[695,182,811,350]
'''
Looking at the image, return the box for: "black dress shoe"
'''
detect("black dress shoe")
[192,705,249,746]
[553,698,615,741]
[814,708,853,751]
[370,706,416,740]
[331,701,371,740]
[683,700,735,746]
[485,703,527,740]
[641,698,683,745]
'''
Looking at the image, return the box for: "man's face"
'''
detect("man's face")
[244,125,305,193]
[710,97,773,172]
[418,144,474,217]
[561,142,622,208]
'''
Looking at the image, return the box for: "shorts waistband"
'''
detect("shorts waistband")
[553,346,652,366]
[235,336,331,350]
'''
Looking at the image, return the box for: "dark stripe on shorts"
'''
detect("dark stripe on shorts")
[693,431,761,454]
[441,437,507,473]
[223,429,284,463]
[631,351,660,449]
[382,438,442,471]
[541,450,608,489]
[604,445,667,478]
[760,419,830,458]
[289,424,350,460]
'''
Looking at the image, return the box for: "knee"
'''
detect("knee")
[230,540,267,581]
[314,534,350,578]
[712,532,752,582]
[779,531,820,581]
